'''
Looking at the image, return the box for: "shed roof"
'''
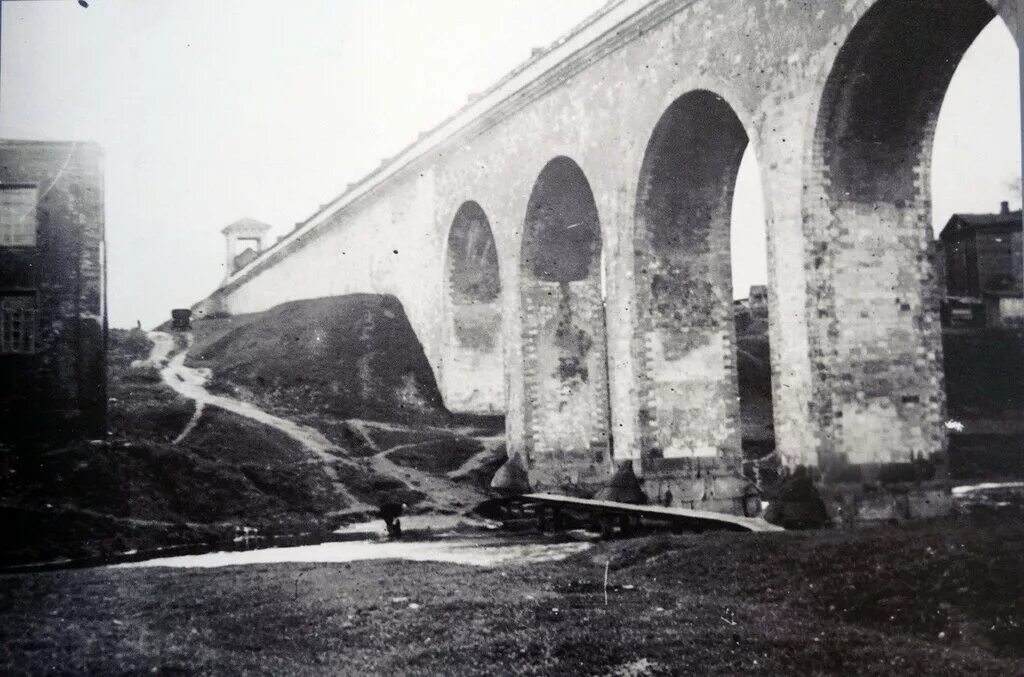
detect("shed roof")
[939,208,1022,241]
[221,217,273,236]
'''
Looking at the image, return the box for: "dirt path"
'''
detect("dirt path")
[347,417,497,438]
[448,434,505,480]
[344,419,382,453]
[371,445,489,512]
[145,331,370,513]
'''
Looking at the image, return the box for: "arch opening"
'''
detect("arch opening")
[632,90,767,509]
[442,201,504,414]
[730,144,777,488]
[447,201,500,308]
[519,156,610,492]
[932,20,1023,465]
[807,0,1016,481]
[523,157,601,282]
[820,0,996,203]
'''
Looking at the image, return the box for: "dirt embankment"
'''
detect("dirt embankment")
[187,295,453,424]
[184,294,506,509]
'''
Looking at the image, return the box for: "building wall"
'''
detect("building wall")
[0,140,106,441]
[976,229,1022,292]
[206,0,1019,508]
[942,220,1023,297]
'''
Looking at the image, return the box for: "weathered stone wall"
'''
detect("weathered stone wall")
[521,278,610,492]
[205,0,1019,511]
[802,0,1001,486]
[444,301,504,413]
[632,89,746,497]
[0,140,106,440]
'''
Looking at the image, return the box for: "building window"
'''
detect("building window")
[0,185,39,247]
[0,293,37,354]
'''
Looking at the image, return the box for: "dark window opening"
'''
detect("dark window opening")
[1,292,38,354]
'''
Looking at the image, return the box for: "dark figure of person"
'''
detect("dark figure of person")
[379,501,405,540]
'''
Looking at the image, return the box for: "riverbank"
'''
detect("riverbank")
[2,513,1021,675]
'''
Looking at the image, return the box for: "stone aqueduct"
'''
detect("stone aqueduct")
[198,0,1021,513]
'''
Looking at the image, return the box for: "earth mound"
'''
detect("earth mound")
[189,295,449,423]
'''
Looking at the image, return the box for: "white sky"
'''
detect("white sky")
[1,1,1020,328]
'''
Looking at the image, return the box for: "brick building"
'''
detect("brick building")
[0,141,107,442]
[938,202,1023,327]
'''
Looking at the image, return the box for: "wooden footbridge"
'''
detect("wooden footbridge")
[510,493,784,537]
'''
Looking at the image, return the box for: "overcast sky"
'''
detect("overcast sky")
[1,1,1019,328]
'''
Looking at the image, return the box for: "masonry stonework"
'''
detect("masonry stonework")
[631,89,748,503]
[196,0,1020,517]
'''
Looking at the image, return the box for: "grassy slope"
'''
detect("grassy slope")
[387,438,485,475]
[1,330,348,565]
[187,295,450,423]
[4,304,507,565]
[1,516,1020,675]
[185,295,506,499]
[106,327,195,443]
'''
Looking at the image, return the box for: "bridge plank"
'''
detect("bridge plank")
[522,493,784,533]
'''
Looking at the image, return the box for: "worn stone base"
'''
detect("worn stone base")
[818,482,954,526]
[643,472,760,517]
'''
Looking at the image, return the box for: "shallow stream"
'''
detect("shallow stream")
[113,535,592,569]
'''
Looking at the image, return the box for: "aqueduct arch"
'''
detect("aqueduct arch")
[202,0,1021,518]
[632,89,762,507]
[442,200,504,414]
[520,156,611,492]
[803,0,1011,482]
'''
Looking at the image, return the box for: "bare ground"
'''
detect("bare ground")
[1,515,1021,675]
